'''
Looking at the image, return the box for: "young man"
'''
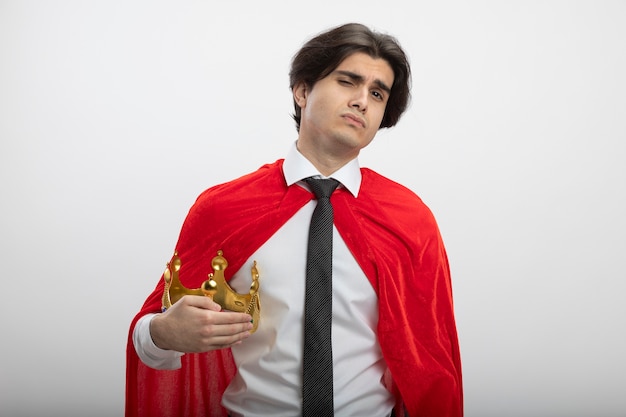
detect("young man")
[126,22,463,417]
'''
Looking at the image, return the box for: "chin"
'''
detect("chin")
[332,131,370,150]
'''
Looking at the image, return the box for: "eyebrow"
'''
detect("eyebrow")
[335,70,392,94]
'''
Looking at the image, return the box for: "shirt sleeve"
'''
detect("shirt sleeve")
[132,314,184,370]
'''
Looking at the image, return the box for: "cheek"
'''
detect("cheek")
[370,106,388,129]
[303,97,333,123]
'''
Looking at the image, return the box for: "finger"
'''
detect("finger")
[180,294,222,311]
[200,328,252,350]
[212,310,253,325]
[199,315,253,338]
[191,321,253,352]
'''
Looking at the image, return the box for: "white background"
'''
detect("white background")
[1,1,625,416]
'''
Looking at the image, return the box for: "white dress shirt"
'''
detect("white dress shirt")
[133,142,394,416]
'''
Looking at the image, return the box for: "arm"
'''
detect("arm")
[132,295,253,370]
[133,314,183,370]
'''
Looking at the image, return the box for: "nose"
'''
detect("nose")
[349,88,368,113]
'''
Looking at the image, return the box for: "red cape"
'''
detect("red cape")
[126,160,463,416]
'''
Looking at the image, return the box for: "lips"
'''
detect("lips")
[342,113,365,128]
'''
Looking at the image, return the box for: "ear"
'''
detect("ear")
[292,82,308,108]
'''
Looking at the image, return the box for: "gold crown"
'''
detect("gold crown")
[161,250,261,333]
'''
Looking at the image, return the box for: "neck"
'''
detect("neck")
[295,139,357,177]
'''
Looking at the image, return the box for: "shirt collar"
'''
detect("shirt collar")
[283,141,362,197]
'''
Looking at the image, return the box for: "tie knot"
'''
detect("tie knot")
[305,177,340,200]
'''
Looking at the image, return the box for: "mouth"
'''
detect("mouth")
[342,113,365,128]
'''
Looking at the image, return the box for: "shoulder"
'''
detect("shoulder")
[357,168,438,228]
[176,159,286,244]
[194,159,286,206]
[359,168,426,207]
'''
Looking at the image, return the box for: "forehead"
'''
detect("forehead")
[333,52,395,86]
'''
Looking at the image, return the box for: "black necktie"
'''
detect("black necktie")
[302,177,340,417]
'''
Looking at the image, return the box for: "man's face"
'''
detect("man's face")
[294,52,395,161]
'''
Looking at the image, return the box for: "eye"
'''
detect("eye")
[339,79,353,86]
[371,90,385,101]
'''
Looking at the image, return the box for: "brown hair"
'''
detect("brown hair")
[289,22,412,131]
